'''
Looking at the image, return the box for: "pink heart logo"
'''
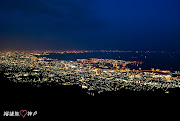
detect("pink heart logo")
[20,110,27,118]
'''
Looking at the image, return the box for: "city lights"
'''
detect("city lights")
[0,50,180,95]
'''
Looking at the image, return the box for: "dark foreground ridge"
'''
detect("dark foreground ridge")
[0,71,89,120]
[1,70,180,103]
[0,71,89,104]
[1,71,180,120]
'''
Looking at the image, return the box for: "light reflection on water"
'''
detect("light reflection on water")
[38,52,180,72]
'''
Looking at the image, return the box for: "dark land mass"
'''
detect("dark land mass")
[1,70,180,103]
[0,71,89,120]
[1,70,180,120]
[0,71,89,104]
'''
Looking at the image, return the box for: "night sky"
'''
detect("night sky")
[0,0,180,51]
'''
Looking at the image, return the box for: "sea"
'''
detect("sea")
[39,51,180,72]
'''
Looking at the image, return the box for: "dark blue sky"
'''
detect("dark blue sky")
[0,0,180,51]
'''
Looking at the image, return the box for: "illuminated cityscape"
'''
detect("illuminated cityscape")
[1,0,180,120]
[1,50,180,96]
